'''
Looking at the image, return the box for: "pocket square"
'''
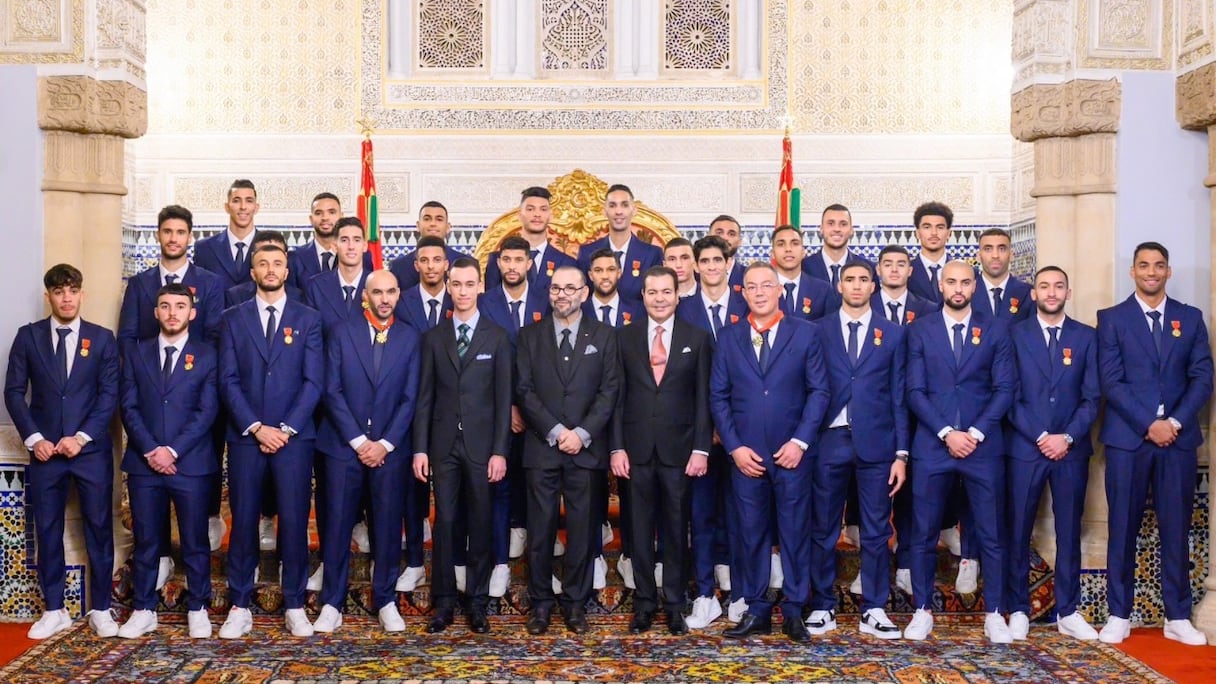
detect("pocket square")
[681,346,692,353]
[475,353,493,360]
[585,344,598,355]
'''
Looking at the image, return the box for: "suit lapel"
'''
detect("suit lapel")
[766,318,794,370]
[958,318,981,371]
[461,323,493,371]
[349,322,376,384]
[736,324,762,376]
[1024,323,1052,381]
[855,319,879,369]
[242,302,270,361]
[441,321,460,370]
[1159,299,1181,369]
[564,322,594,381]
[31,320,61,388]
[1125,298,1160,363]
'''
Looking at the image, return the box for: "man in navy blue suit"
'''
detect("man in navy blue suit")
[903,260,1016,644]
[216,242,325,640]
[485,187,578,292]
[907,201,952,305]
[193,179,259,290]
[116,283,219,639]
[1004,266,1101,642]
[712,262,830,642]
[972,228,1032,323]
[802,204,874,286]
[709,215,747,292]
[807,262,908,640]
[480,236,551,343]
[576,184,663,306]
[5,264,119,639]
[663,238,699,298]
[225,231,305,308]
[772,224,837,321]
[389,201,464,291]
[1096,242,1213,647]
[288,192,375,291]
[311,269,420,635]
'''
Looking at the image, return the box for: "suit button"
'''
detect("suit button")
[763,390,769,396]
[1049,397,1056,403]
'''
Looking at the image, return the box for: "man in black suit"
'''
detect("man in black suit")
[413,257,514,634]
[611,266,712,635]
[516,266,621,635]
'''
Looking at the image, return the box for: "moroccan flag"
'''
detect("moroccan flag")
[357,137,383,270]
[775,129,801,228]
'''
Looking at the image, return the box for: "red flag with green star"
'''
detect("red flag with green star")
[357,137,383,270]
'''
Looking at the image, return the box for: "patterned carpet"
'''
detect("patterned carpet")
[0,613,1169,683]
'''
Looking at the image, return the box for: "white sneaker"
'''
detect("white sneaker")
[860,608,902,639]
[352,521,371,553]
[1009,611,1029,640]
[769,552,784,589]
[187,609,212,638]
[805,609,837,635]
[422,518,432,543]
[509,527,527,558]
[849,571,862,595]
[684,595,723,630]
[984,611,1013,644]
[489,563,510,597]
[218,606,252,639]
[259,516,276,551]
[455,565,468,593]
[307,563,324,592]
[396,565,426,592]
[955,558,979,594]
[904,608,933,640]
[378,603,405,632]
[727,598,748,623]
[27,608,71,640]
[654,562,664,588]
[313,604,342,633]
[554,536,566,556]
[87,609,119,638]
[1057,612,1098,641]
[284,608,314,637]
[156,556,175,591]
[895,568,913,595]
[842,524,860,548]
[617,556,636,589]
[593,556,607,590]
[117,609,158,639]
[552,575,563,594]
[601,522,614,546]
[208,515,226,552]
[1099,616,1131,644]
[939,527,962,556]
[1164,618,1208,646]
[714,564,731,592]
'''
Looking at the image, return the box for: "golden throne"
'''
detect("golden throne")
[473,169,682,275]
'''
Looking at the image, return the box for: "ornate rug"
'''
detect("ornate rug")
[0,613,1168,683]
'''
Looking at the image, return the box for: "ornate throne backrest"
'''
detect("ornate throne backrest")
[473,169,681,275]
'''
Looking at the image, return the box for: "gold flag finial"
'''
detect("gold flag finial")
[780,112,794,136]
[356,118,377,139]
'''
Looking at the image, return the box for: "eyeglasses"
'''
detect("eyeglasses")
[548,284,586,296]
[743,282,780,294]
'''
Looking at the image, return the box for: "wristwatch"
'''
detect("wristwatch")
[1063,434,1074,446]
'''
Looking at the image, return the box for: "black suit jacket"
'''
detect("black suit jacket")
[413,317,514,464]
[515,315,620,470]
[610,318,712,467]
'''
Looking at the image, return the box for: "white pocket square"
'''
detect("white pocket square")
[585,344,598,355]
[475,353,492,360]
[681,346,692,353]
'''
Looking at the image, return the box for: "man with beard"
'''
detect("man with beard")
[802,204,874,286]
[312,270,419,635]
[576,184,662,306]
[288,193,373,290]
[390,201,465,291]
[907,202,952,305]
[1004,266,1100,642]
[713,262,830,643]
[972,228,1031,323]
[1097,242,1212,646]
[772,224,837,321]
[5,264,120,639]
[216,242,324,639]
[414,258,513,634]
[225,231,306,308]
[663,238,698,298]
[708,215,747,291]
[194,179,259,289]
[516,266,620,635]
[485,187,578,292]
[116,283,219,639]
[903,260,1015,644]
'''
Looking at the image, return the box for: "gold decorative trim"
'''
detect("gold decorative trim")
[38,75,147,138]
[1177,61,1216,130]
[1011,79,1121,142]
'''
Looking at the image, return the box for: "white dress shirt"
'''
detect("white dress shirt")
[937,311,986,442]
[1135,294,1174,423]
[160,262,188,285]
[829,309,872,428]
[25,317,90,449]
[591,293,622,325]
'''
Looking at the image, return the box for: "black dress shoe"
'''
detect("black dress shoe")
[723,613,772,639]
[427,610,454,634]
[629,611,654,634]
[782,616,811,642]
[468,609,490,634]
[526,608,551,635]
[667,610,689,636]
[563,608,590,634]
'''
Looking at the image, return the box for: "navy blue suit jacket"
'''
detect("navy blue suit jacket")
[1097,295,1214,451]
[801,249,874,282]
[303,269,369,331]
[870,291,937,326]
[319,317,421,458]
[484,242,577,293]
[4,319,119,454]
[119,264,225,355]
[387,245,464,292]
[972,273,1033,323]
[193,231,251,289]
[907,257,945,305]
[287,240,375,291]
[581,297,643,329]
[224,280,304,309]
[395,286,454,334]
[728,262,746,292]
[676,287,750,343]
[905,310,1015,459]
[1007,316,1099,461]
[479,285,550,346]
[218,300,325,443]
[709,317,830,455]
[119,336,220,476]
[779,274,837,322]
[576,236,663,305]
[815,314,909,460]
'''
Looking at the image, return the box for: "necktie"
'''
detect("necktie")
[164,274,178,285]
[783,282,796,314]
[847,321,861,365]
[322,252,334,272]
[600,305,612,325]
[952,322,964,366]
[1048,326,1060,369]
[929,265,941,297]
[651,325,668,384]
[427,299,439,328]
[992,287,1003,314]
[162,345,177,386]
[529,249,540,277]
[888,301,901,324]
[55,326,71,385]
[265,305,277,346]
[235,241,246,265]
[372,327,384,377]
[457,323,471,358]
[1148,311,1163,358]
[343,285,356,305]
[614,250,624,265]
[509,300,523,329]
[559,329,574,358]
[710,304,724,338]
[758,329,771,374]
[830,264,841,287]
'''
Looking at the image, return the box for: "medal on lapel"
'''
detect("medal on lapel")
[906,311,916,323]
[971,326,982,345]
[730,314,739,324]
[1009,297,1019,314]
[283,327,294,345]
[631,259,641,277]
[184,353,195,371]
[546,261,555,277]
[80,339,91,357]
[1062,348,1072,366]
[802,297,812,314]
[1172,320,1181,337]
[873,328,883,347]
[622,312,632,325]
[533,311,542,322]
[366,309,394,344]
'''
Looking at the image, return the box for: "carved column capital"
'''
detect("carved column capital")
[1011,79,1122,142]
[1177,62,1216,131]
[37,76,147,139]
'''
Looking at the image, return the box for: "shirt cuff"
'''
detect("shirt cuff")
[166,447,179,461]
[24,432,44,449]
[573,427,592,448]
[349,435,368,450]
[546,424,566,447]
[1036,431,1049,442]
[1168,417,1182,430]
[378,439,395,453]
[244,421,262,436]
[895,450,909,458]
[74,431,92,445]
[968,427,985,442]
[937,426,953,440]
[692,450,709,457]
[791,438,808,451]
